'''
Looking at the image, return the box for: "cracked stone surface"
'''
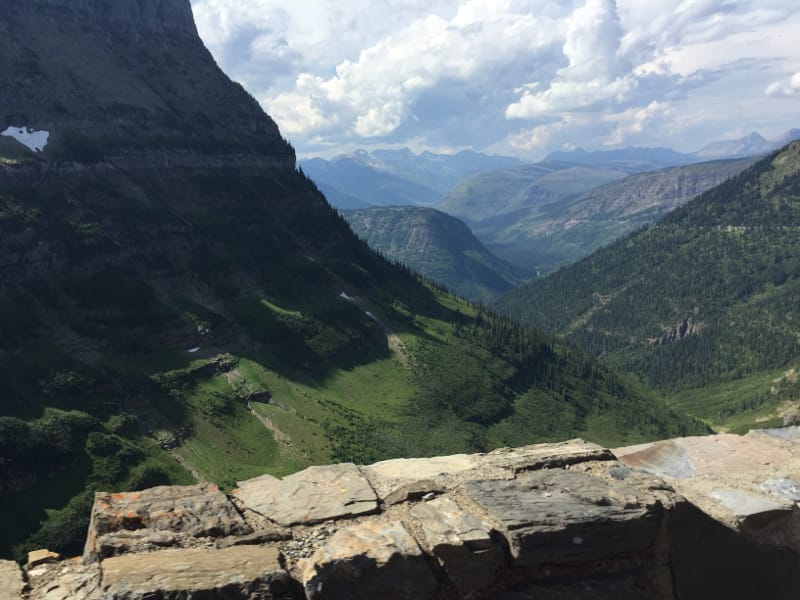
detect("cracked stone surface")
[411,496,503,596]
[234,463,379,527]
[101,545,291,599]
[465,469,662,568]
[26,560,101,600]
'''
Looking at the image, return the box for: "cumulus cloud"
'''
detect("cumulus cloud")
[265,1,563,141]
[506,0,632,119]
[765,72,800,97]
[190,0,800,157]
[604,101,671,146]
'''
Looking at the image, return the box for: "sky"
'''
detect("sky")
[190,0,800,160]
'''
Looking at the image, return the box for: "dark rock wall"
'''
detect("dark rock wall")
[0,0,292,162]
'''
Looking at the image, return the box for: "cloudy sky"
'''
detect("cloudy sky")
[190,0,800,159]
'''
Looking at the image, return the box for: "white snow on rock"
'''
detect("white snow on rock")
[1,126,50,152]
[187,347,201,353]
[339,291,354,302]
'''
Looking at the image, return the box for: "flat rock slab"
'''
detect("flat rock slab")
[411,496,503,596]
[367,454,477,481]
[365,440,611,500]
[101,545,291,599]
[615,433,792,479]
[616,431,800,536]
[302,520,438,600]
[479,440,614,473]
[84,483,250,561]
[235,463,378,526]
[465,470,661,568]
[0,560,25,599]
[27,548,60,567]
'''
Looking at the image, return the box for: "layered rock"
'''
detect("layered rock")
[101,546,292,599]
[12,435,800,599]
[83,483,252,562]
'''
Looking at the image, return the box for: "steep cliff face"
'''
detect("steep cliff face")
[0,0,291,162]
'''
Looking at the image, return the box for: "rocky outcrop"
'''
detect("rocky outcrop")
[11,434,800,599]
[648,318,702,346]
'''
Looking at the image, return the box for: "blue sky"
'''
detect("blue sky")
[191,0,800,159]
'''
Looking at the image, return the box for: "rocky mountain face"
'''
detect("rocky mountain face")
[344,206,526,301]
[6,433,800,599]
[0,0,291,164]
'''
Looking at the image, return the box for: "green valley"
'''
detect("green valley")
[497,142,800,430]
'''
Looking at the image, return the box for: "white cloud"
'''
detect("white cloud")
[604,101,671,146]
[765,72,800,97]
[190,0,800,158]
[264,2,563,141]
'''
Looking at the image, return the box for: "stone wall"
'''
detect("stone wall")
[5,432,800,599]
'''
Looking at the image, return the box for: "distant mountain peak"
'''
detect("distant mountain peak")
[693,130,792,160]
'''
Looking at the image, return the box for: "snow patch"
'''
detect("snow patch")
[1,126,50,152]
[187,347,201,353]
[365,311,377,321]
[339,291,354,302]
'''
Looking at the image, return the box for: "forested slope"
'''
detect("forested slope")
[497,142,800,393]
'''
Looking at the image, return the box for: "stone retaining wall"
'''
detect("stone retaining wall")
[6,433,800,599]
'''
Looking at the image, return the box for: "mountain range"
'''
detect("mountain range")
[479,157,757,272]
[300,148,522,209]
[0,0,704,561]
[496,141,800,430]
